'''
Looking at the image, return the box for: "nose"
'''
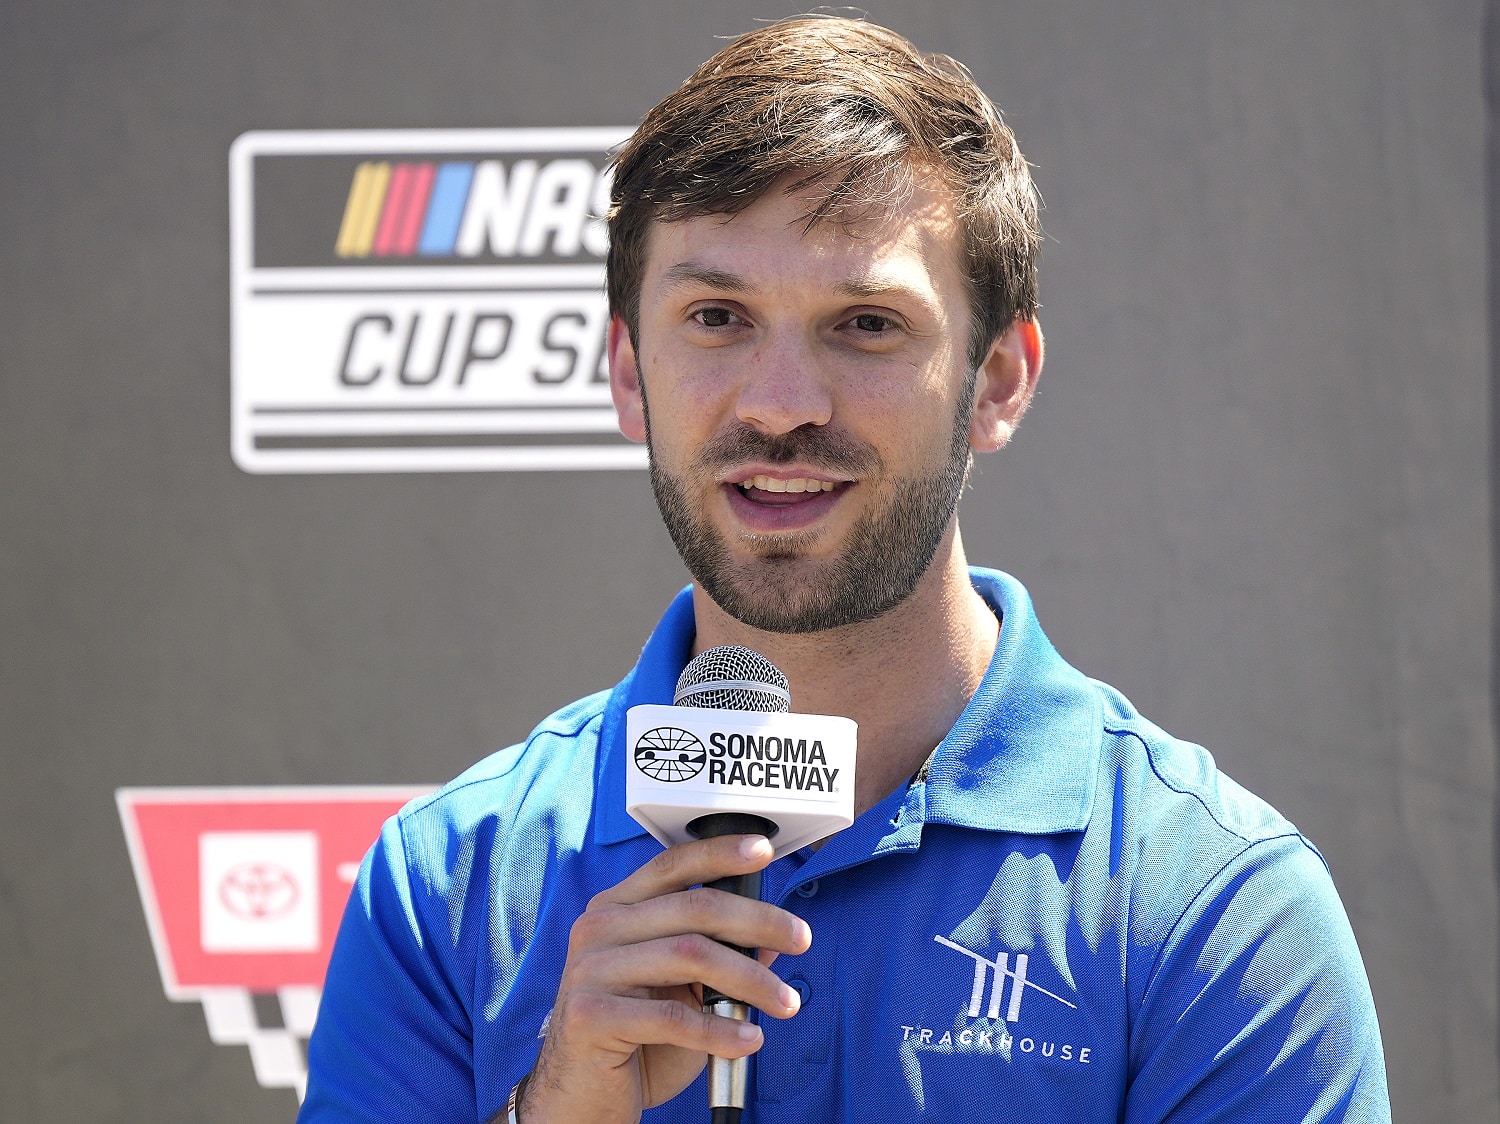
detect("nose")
[732,333,834,436]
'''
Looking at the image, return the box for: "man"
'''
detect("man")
[301,17,1389,1123]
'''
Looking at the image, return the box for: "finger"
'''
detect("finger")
[572,884,812,960]
[563,990,766,1059]
[588,933,803,1020]
[592,835,775,909]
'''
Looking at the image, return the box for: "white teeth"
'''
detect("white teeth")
[744,476,837,493]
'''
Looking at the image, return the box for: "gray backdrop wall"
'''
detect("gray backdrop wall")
[2,1,1493,1120]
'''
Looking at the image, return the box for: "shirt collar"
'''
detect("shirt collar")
[595,585,697,846]
[920,568,1100,835]
[595,568,1101,846]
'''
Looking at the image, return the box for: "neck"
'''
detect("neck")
[690,529,999,818]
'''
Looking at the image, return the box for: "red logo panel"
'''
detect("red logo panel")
[117,787,432,996]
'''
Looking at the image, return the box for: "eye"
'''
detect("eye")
[849,312,898,334]
[692,306,741,329]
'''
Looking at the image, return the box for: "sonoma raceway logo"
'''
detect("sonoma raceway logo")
[229,128,642,475]
[630,729,841,792]
[705,731,840,791]
[634,728,707,782]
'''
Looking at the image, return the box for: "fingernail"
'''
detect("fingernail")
[736,1021,762,1043]
[779,984,801,1013]
[739,835,770,860]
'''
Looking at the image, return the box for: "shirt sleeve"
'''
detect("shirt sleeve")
[1125,834,1390,1122]
[299,814,481,1123]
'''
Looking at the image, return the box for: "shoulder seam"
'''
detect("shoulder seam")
[399,696,610,821]
[1105,723,1299,849]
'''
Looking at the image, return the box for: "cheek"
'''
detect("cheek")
[639,396,707,471]
[643,340,736,409]
[842,338,963,404]
[843,367,966,448]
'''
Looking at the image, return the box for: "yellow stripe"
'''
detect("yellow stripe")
[333,163,373,257]
[335,162,392,258]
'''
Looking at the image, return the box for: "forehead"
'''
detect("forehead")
[639,174,969,300]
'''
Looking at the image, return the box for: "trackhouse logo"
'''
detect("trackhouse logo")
[932,935,1076,1023]
[898,934,1096,1066]
[229,128,642,474]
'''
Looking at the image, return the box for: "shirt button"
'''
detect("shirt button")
[794,880,819,899]
[787,978,811,1005]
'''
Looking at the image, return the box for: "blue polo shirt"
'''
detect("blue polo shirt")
[301,569,1389,1122]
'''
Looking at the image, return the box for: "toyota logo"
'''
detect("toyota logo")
[218,861,301,920]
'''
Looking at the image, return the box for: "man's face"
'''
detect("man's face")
[614,177,982,634]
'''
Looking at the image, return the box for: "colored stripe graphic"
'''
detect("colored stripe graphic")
[372,162,435,256]
[334,162,391,258]
[337,160,478,258]
[394,162,435,255]
[418,162,476,256]
[371,163,414,256]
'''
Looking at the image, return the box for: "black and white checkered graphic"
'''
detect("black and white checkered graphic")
[199,987,321,1101]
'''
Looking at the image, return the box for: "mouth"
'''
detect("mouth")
[722,471,853,530]
[738,475,840,500]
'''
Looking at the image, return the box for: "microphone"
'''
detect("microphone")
[624,646,857,1124]
[673,643,790,850]
[676,647,786,1124]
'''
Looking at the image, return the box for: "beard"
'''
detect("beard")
[645,375,975,635]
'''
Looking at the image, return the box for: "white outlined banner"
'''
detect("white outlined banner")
[230,128,645,473]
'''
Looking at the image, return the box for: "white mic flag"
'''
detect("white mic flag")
[625,646,857,857]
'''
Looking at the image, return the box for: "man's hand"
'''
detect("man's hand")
[517,834,811,1123]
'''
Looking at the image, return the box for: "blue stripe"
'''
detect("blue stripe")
[418,162,475,256]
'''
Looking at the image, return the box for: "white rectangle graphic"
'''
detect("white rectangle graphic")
[229,128,645,473]
[200,831,320,953]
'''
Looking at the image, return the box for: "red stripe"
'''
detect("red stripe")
[372,163,415,256]
[391,162,436,256]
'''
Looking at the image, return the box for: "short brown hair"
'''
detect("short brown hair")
[606,16,1041,370]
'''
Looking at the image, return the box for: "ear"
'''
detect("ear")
[969,317,1043,454]
[607,314,648,443]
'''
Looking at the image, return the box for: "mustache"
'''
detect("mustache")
[693,424,881,476]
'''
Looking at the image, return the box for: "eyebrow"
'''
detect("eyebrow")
[834,275,945,321]
[658,262,752,295]
[656,260,943,318]
[834,277,921,301]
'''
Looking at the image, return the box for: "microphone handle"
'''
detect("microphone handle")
[690,811,777,1006]
[692,811,777,1122]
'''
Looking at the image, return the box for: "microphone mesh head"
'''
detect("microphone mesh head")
[673,645,790,712]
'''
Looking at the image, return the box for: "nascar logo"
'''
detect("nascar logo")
[229,128,642,475]
[334,158,610,260]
